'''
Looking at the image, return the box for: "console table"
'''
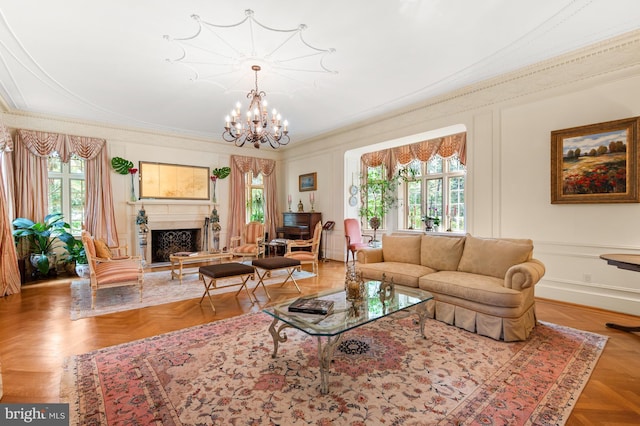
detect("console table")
[599,253,640,332]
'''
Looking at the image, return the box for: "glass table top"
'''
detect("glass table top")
[263,281,433,337]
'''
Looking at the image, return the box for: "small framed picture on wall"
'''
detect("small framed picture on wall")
[299,172,317,192]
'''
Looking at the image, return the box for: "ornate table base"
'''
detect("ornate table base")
[268,304,429,395]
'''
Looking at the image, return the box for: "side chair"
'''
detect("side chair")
[284,221,322,274]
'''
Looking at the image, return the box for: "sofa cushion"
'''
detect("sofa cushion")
[382,234,421,265]
[419,270,525,308]
[420,234,466,271]
[358,262,436,288]
[457,235,533,279]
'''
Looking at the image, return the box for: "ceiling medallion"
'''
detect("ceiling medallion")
[164,9,336,148]
[223,64,289,149]
[164,10,336,77]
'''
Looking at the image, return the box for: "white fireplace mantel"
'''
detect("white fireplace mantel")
[127,201,223,264]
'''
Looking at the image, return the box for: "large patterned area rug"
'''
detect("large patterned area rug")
[60,312,607,425]
[70,268,315,320]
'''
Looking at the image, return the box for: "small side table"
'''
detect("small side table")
[600,253,640,332]
[266,239,288,257]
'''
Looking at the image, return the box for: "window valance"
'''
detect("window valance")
[0,123,11,151]
[361,132,467,179]
[231,155,276,176]
[16,129,106,161]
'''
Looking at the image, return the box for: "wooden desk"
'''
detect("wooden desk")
[170,251,233,284]
[600,253,640,332]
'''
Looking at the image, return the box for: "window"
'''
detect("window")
[246,172,264,223]
[401,155,466,232]
[361,165,396,229]
[48,153,85,234]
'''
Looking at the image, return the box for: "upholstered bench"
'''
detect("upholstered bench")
[251,257,302,300]
[198,263,255,312]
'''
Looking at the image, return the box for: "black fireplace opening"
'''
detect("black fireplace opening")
[151,228,201,263]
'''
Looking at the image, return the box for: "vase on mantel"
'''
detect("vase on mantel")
[211,176,218,204]
[130,176,136,201]
[129,168,138,202]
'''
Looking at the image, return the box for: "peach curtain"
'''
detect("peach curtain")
[13,130,119,245]
[71,136,120,246]
[14,130,64,221]
[228,155,278,247]
[361,132,467,178]
[0,123,20,296]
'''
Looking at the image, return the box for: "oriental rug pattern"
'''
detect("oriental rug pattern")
[60,313,607,425]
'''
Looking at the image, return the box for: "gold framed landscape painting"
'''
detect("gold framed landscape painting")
[551,116,640,204]
[139,162,209,200]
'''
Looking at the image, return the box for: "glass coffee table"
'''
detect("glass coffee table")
[263,281,434,394]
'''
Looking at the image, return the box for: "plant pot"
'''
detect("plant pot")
[425,219,434,231]
[30,253,56,276]
[75,263,90,278]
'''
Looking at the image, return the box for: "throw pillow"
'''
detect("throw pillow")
[94,239,113,259]
[382,234,421,264]
[420,234,466,271]
[457,234,533,279]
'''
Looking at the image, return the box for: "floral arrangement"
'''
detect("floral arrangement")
[210,166,231,203]
[111,157,134,174]
[421,207,440,226]
[211,166,230,182]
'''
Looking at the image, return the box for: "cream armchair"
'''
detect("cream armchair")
[284,221,322,274]
[81,231,144,309]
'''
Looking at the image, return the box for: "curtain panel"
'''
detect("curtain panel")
[14,129,120,245]
[228,155,278,247]
[0,123,20,296]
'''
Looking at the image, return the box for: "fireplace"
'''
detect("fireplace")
[151,228,202,263]
[128,201,214,265]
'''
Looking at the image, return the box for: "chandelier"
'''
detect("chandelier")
[223,65,289,149]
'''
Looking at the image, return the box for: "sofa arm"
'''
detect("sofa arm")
[356,247,383,264]
[504,259,546,290]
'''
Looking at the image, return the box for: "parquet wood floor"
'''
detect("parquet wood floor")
[0,260,638,425]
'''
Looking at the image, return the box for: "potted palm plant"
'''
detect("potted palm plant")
[12,213,72,277]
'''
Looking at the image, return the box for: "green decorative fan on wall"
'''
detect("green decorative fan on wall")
[111,157,134,175]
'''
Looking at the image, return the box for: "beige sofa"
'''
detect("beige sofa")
[356,233,545,341]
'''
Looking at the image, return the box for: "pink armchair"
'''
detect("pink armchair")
[344,218,372,264]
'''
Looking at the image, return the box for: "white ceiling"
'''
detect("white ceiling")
[1,0,640,147]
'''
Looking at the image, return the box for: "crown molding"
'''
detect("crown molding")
[300,29,640,151]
